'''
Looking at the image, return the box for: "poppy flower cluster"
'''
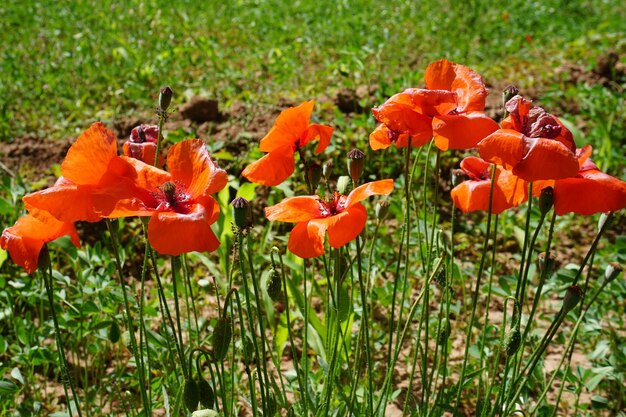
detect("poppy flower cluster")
[2,122,227,273]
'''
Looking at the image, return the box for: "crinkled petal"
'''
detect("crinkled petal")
[242,145,296,186]
[405,88,457,117]
[369,124,394,151]
[477,129,526,171]
[554,170,626,215]
[345,179,394,208]
[259,101,314,152]
[513,138,579,181]
[372,92,433,136]
[265,196,323,222]
[62,122,118,185]
[123,141,164,168]
[167,139,228,197]
[432,112,498,151]
[148,203,220,255]
[301,123,334,154]
[323,204,368,248]
[424,59,488,112]
[287,220,327,258]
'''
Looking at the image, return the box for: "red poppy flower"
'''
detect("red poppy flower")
[1,209,80,274]
[451,156,528,214]
[123,124,164,167]
[477,95,579,181]
[23,123,161,222]
[265,179,394,258]
[242,100,334,186]
[371,59,498,151]
[546,146,626,215]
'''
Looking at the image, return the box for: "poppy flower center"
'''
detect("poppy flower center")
[319,193,347,217]
[154,181,192,213]
[387,129,401,143]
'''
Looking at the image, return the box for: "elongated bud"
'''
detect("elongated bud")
[184,378,200,412]
[159,86,173,111]
[563,285,583,313]
[323,160,334,179]
[347,148,365,182]
[604,262,622,283]
[536,251,556,276]
[212,316,232,361]
[231,197,251,230]
[38,245,51,272]
[538,186,554,216]
[337,175,351,194]
[108,320,121,343]
[503,85,519,108]
[266,395,278,416]
[375,199,390,221]
[197,378,215,409]
[266,268,282,301]
[306,163,322,191]
[451,169,468,187]
[437,319,451,346]
[504,327,521,356]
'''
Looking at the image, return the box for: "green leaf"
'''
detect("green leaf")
[0,379,19,395]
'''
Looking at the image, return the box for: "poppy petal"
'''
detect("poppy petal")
[265,196,322,222]
[477,130,526,171]
[148,203,220,255]
[301,124,334,154]
[23,184,101,222]
[554,170,626,215]
[345,179,394,208]
[323,203,368,248]
[123,141,164,168]
[432,112,499,151]
[513,138,580,181]
[166,139,228,197]
[405,88,457,117]
[62,122,118,185]
[259,101,315,152]
[424,59,488,112]
[369,124,393,150]
[242,145,296,186]
[287,220,327,258]
[372,92,433,136]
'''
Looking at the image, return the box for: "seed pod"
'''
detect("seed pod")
[231,197,251,230]
[37,245,51,272]
[538,186,554,216]
[562,285,583,313]
[347,148,365,183]
[197,378,215,409]
[437,319,451,346]
[184,378,200,412]
[159,86,173,111]
[504,327,521,356]
[604,262,623,283]
[212,316,232,361]
[108,320,121,343]
[306,163,322,191]
[266,268,282,301]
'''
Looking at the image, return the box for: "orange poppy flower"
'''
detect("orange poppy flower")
[371,59,498,151]
[1,209,80,274]
[23,123,161,222]
[541,146,626,215]
[451,156,528,214]
[242,100,334,186]
[265,179,394,258]
[123,124,164,167]
[477,95,579,181]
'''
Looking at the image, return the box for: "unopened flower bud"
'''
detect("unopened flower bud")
[212,316,232,361]
[323,160,334,179]
[375,200,390,221]
[437,319,451,346]
[183,378,200,412]
[337,176,351,195]
[198,378,215,409]
[38,245,51,272]
[306,163,322,191]
[604,262,623,283]
[451,169,468,187]
[503,85,520,108]
[538,186,554,216]
[536,251,556,276]
[266,268,282,301]
[159,86,173,111]
[504,327,521,356]
[108,320,121,343]
[231,197,251,230]
[563,285,583,313]
[347,148,365,182]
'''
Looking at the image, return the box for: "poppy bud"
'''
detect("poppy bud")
[323,160,334,179]
[503,85,519,108]
[266,268,282,301]
[197,378,215,409]
[192,409,218,417]
[266,395,278,416]
[451,169,468,187]
[375,200,390,221]
[604,262,622,283]
[536,251,556,276]
[184,378,200,412]
[212,316,232,361]
[38,245,51,272]
[562,285,583,313]
[538,186,554,216]
[437,319,451,346]
[347,148,365,182]
[159,86,173,112]
[337,176,351,195]
[504,327,521,356]
[231,197,251,230]
[306,163,322,191]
